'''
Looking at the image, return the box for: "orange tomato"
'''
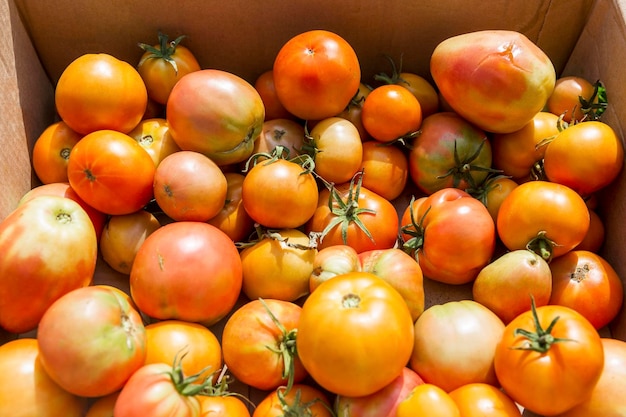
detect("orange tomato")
[253,384,333,417]
[396,383,460,417]
[448,383,522,417]
[207,172,255,242]
[32,121,83,184]
[361,84,422,143]
[127,118,181,167]
[359,140,409,201]
[198,394,251,417]
[254,69,295,121]
[546,76,601,123]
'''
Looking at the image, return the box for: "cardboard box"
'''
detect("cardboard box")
[1,0,625,411]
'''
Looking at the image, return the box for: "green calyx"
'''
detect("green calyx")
[138,31,186,74]
[399,196,429,257]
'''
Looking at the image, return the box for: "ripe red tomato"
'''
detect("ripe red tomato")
[494,302,604,415]
[496,180,590,261]
[31,120,83,184]
[306,175,399,253]
[548,250,624,330]
[0,195,97,333]
[408,112,493,195]
[55,53,147,134]
[144,320,222,384]
[242,157,319,229]
[359,140,409,201]
[67,129,156,215]
[430,30,556,134]
[296,272,414,397]
[409,300,505,392]
[361,84,422,143]
[130,221,242,326]
[448,383,522,417]
[127,117,182,166]
[221,299,308,391]
[206,172,255,242]
[37,286,147,398]
[253,384,333,417]
[254,69,295,121]
[273,30,361,121]
[546,76,602,123]
[400,188,496,285]
[137,32,201,105]
[396,383,460,417]
[542,120,624,197]
[0,338,87,417]
[166,69,265,166]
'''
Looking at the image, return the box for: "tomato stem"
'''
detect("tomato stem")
[525,231,557,262]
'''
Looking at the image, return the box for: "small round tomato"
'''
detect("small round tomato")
[253,384,333,417]
[491,111,560,181]
[67,129,156,215]
[137,32,201,105]
[496,180,590,261]
[242,157,319,229]
[468,176,519,223]
[361,84,422,143]
[448,383,522,417]
[130,222,242,326]
[254,69,295,121]
[240,228,316,302]
[144,320,222,384]
[198,394,251,417]
[0,338,87,417]
[397,383,460,417]
[253,118,306,157]
[308,244,361,292]
[359,140,409,201]
[127,118,181,167]
[307,116,363,184]
[55,53,147,134]
[99,209,161,275]
[546,76,602,123]
[273,30,361,121]
[543,120,624,197]
[306,175,399,253]
[574,208,605,253]
[207,172,255,242]
[410,300,505,392]
[336,82,373,141]
[494,302,604,416]
[296,272,415,397]
[549,250,624,330]
[153,150,228,222]
[32,120,83,184]
[221,299,308,391]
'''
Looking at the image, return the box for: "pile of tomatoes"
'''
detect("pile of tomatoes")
[1,28,626,417]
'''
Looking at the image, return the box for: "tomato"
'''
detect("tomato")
[253,118,306,158]
[335,367,424,417]
[99,209,161,275]
[253,384,333,417]
[67,129,156,215]
[494,302,604,415]
[153,150,228,222]
[307,116,363,184]
[198,394,252,417]
[496,180,590,261]
[137,32,201,105]
[242,156,319,229]
[574,208,605,253]
[144,320,222,383]
[296,271,414,397]
[546,76,603,123]
[114,360,205,417]
[336,82,373,141]
[359,140,409,201]
[85,391,120,417]
[166,69,265,166]
[448,383,522,417]
[18,181,107,241]
[361,84,422,143]
[37,286,146,397]
[273,30,361,121]
[0,338,87,417]
[309,244,361,292]
[55,53,147,134]
[127,117,182,166]
[467,175,519,223]
[409,300,505,392]
[552,338,626,417]
[400,188,496,285]
[240,228,316,302]
[207,172,255,242]
[306,174,399,253]
[130,221,242,326]
[396,383,460,417]
[490,111,560,181]
[0,195,97,333]
[408,112,493,195]
[32,120,83,184]
[548,250,623,330]
[472,249,552,324]
[254,69,295,121]
[542,120,624,197]
[430,30,556,134]
[221,299,308,391]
